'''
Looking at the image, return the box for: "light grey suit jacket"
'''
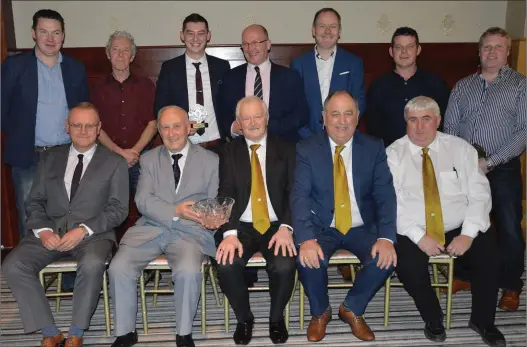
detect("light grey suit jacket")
[25,144,130,243]
[120,143,219,257]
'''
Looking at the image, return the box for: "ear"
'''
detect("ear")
[206,31,211,42]
[266,39,272,51]
[31,29,37,42]
[389,46,394,58]
[416,44,422,56]
[311,26,316,38]
[180,31,185,43]
[130,55,135,63]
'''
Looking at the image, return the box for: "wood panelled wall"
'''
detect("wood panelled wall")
[2,42,483,248]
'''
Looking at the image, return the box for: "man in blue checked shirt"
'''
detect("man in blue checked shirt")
[444,27,526,313]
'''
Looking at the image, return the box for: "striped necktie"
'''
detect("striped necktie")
[254,66,263,100]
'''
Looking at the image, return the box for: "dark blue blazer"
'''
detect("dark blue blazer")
[291,131,397,245]
[291,48,365,139]
[154,53,231,118]
[217,61,308,142]
[1,50,89,168]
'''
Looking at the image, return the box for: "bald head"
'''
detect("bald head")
[241,24,271,66]
[66,102,101,152]
[158,106,190,152]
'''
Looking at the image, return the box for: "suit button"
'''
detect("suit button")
[68,210,72,214]
[330,209,334,213]
[319,120,323,124]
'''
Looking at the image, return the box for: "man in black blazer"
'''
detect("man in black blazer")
[217,24,308,143]
[215,96,297,345]
[154,13,231,152]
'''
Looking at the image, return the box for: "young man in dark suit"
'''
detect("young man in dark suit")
[215,96,297,345]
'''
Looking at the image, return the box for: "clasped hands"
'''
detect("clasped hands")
[39,228,85,252]
[120,148,140,168]
[418,234,473,257]
[176,201,227,230]
[299,239,397,270]
[216,226,297,265]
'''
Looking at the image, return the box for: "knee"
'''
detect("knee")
[108,254,137,280]
[269,256,296,277]
[2,254,22,282]
[215,256,245,277]
[78,255,106,279]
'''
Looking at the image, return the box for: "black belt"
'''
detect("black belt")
[35,145,61,153]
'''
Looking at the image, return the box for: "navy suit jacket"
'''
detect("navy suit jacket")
[291,131,397,245]
[291,48,365,139]
[217,61,308,142]
[154,53,231,119]
[1,50,89,168]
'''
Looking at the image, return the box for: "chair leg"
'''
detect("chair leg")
[201,263,207,335]
[384,276,391,327]
[139,271,149,334]
[153,270,161,307]
[224,295,230,333]
[39,271,45,287]
[432,264,440,299]
[285,271,298,330]
[299,282,305,330]
[350,264,356,282]
[208,265,221,307]
[103,271,111,336]
[56,273,63,312]
[446,259,454,329]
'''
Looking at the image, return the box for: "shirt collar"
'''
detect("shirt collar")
[408,134,440,156]
[314,45,337,60]
[248,59,271,72]
[328,135,353,152]
[69,143,97,160]
[478,64,511,83]
[168,140,190,158]
[246,134,268,149]
[392,67,420,81]
[107,72,137,85]
[185,53,207,66]
[35,50,63,66]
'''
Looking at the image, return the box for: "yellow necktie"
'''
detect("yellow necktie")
[422,148,445,245]
[250,144,270,234]
[334,145,352,234]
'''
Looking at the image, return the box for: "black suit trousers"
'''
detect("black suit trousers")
[395,227,500,328]
[215,222,296,323]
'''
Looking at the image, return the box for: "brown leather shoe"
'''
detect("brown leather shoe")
[440,279,471,294]
[338,265,353,281]
[40,332,65,347]
[64,336,83,347]
[499,290,521,311]
[307,309,332,342]
[338,305,375,341]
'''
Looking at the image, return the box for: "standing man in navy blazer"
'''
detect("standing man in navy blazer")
[291,8,365,139]
[1,9,89,237]
[292,91,397,342]
[217,24,308,143]
[155,13,231,152]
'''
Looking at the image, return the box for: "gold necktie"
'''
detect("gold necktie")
[334,145,352,234]
[422,148,445,245]
[250,144,270,234]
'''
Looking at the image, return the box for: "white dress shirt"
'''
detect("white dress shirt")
[386,132,492,245]
[315,45,336,105]
[34,144,98,238]
[185,54,221,144]
[223,135,292,238]
[171,141,190,222]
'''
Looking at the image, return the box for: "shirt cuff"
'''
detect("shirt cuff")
[377,237,393,244]
[460,222,480,238]
[280,224,293,233]
[172,217,180,222]
[33,228,53,238]
[79,223,94,237]
[405,226,427,245]
[223,229,237,238]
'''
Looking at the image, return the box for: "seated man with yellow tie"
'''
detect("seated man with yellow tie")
[215,96,297,345]
[292,90,397,342]
[386,96,505,347]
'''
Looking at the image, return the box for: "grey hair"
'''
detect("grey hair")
[105,30,137,57]
[403,96,441,120]
[235,96,269,120]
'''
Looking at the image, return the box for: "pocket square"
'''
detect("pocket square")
[339,71,350,75]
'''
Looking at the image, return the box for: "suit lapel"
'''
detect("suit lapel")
[351,134,363,212]
[307,52,324,112]
[206,54,219,100]
[160,146,178,200]
[235,138,252,209]
[175,142,195,200]
[318,133,335,201]
[265,137,282,210]
[329,49,346,92]
[269,62,277,114]
[177,56,190,112]
[56,145,70,202]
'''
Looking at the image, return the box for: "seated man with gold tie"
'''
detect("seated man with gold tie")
[215,96,297,345]
[386,96,505,347]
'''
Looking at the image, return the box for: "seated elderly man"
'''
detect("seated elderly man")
[386,96,505,347]
[109,106,220,347]
[3,102,129,347]
[215,96,297,345]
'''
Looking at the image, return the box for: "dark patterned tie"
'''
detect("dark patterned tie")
[70,154,84,200]
[254,66,263,100]
[192,62,204,106]
[172,154,183,191]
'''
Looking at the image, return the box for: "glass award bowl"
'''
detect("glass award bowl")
[191,197,235,228]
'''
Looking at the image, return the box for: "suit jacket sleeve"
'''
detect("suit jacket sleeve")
[371,140,397,242]
[154,61,171,117]
[217,144,239,232]
[1,58,16,131]
[290,143,317,244]
[351,58,366,117]
[25,152,56,231]
[83,157,129,233]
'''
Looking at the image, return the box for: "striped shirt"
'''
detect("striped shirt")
[443,65,526,166]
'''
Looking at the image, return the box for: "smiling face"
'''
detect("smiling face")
[389,35,421,70]
[406,108,441,148]
[107,36,135,72]
[66,107,101,152]
[236,97,268,142]
[180,21,210,57]
[323,92,359,145]
[158,107,190,153]
[32,18,64,58]
[241,25,271,66]
[312,10,340,50]
[479,34,510,72]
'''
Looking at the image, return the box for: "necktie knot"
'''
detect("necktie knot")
[336,145,345,155]
[77,154,84,162]
[254,66,260,73]
[250,144,261,152]
[172,153,183,166]
[192,62,201,70]
[422,147,430,155]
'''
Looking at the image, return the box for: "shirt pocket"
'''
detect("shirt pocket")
[439,171,461,195]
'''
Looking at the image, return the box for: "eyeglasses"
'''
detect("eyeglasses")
[68,122,100,131]
[241,40,268,49]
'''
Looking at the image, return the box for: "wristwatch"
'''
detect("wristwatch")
[485,158,495,172]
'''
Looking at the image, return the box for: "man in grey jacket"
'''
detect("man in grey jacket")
[109,106,220,347]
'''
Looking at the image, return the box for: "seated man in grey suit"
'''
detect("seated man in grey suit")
[3,102,129,347]
[109,106,220,347]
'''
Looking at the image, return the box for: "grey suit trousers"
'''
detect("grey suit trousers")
[109,229,206,336]
[2,235,113,333]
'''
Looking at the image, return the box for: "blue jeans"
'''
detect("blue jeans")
[11,157,39,238]
[297,226,394,316]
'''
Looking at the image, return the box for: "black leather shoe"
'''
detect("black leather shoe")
[469,321,506,346]
[111,331,138,347]
[269,318,288,344]
[424,318,446,342]
[233,319,254,345]
[176,334,195,347]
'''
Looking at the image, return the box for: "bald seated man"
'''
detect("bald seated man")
[109,106,221,347]
[3,102,129,347]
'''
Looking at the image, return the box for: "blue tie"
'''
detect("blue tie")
[172,154,183,191]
